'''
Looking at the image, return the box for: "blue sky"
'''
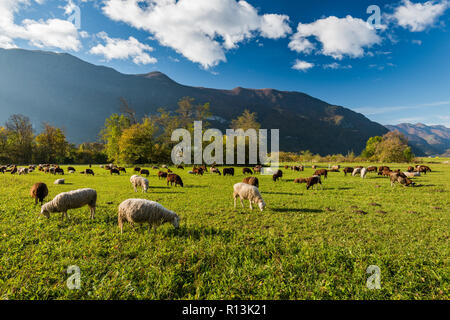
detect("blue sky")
[2,0,450,127]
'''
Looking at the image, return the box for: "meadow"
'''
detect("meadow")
[0,161,448,300]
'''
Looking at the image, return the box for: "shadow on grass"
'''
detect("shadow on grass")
[271,208,323,213]
[183,185,208,189]
[413,184,436,188]
[166,225,233,240]
[263,192,302,196]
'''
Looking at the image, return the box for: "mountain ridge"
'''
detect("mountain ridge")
[0,48,389,155]
[385,123,450,156]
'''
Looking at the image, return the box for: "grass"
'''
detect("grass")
[0,161,448,300]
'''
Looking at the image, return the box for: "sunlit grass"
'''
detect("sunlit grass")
[0,161,448,299]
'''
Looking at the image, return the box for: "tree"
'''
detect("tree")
[0,126,10,163]
[118,117,157,164]
[76,143,107,164]
[231,109,261,131]
[374,131,415,162]
[100,114,131,162]
[35,123,69,163]
[5,114,34,163]
[361,136,382,159]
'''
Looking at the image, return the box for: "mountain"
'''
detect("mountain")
[0,48,389,155]
[385,123,450,156]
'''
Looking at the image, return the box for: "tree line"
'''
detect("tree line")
[1,97,415,165]
[0,114,107,164]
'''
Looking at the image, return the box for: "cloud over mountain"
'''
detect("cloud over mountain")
[101,0,292,68]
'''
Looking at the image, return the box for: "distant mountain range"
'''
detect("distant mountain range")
[385,123,450,156]
[0,48,391,154]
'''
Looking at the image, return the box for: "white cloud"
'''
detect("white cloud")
[90,33,157,65]
[101,0,291,69]
[292,59,314,71]
[289,15,382,60]
[323,62,352,70]
[0,0,81,51]
[0,34,17,49]
[388,0,449,32]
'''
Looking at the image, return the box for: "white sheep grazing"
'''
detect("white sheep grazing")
[360,167,368,179]
[54,179,65,185]
[41,188,97,220]
[352,168,362,176]
[130,175,139,183]
[404,171,420,178]
[118,199,180,233]
[233,182,266,211]
[131,176,149,193]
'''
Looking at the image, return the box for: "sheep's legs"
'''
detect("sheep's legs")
[89,206,96,219]
[240,198,244,208]
[118,218,123,234]
[249,200,253,210]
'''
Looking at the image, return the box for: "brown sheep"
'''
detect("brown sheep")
[223,168,235,176]
[367,166,377,172]
[140,169,150,177]
[85,169,95,176]
[110,168,120,175]
[158,171,168,179]
[417,165,431,174]
[30,183,49,205]
[378,166,390,173]
[272,170,283,182]
[193,167,204,176]
[167,174,183,187]
[306,176,322,190]
[134,167,141,173]
[314,169,328,179]
[390,172,415,187]
[243,168,253,175]
[242,176,259,188]
[343,167,354,176]
[379,169,392,177]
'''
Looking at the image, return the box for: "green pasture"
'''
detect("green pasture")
[0,161,448,299]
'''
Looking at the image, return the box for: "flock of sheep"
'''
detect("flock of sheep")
[6,162,433,234]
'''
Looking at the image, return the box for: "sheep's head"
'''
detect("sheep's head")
[172,216,180,229]
[40,205,50,218]
[258,200,266,212]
